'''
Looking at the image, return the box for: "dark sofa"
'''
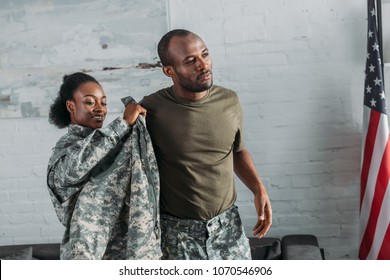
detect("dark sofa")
[0,234,324,260]
[249,234,325,260]
[0,243,60,260]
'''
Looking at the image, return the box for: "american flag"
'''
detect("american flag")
[359,0,390,260]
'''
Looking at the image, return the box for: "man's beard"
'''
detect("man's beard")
[179,71,213,93]
[182,81,213,93]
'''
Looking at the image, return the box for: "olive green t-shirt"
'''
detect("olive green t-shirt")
[141,85,244,220]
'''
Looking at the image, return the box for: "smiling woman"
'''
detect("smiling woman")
[46,72,161,260]
[66,81,107,129]
[48,73,105,129]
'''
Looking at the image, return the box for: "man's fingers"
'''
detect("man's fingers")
[252,209,272,238]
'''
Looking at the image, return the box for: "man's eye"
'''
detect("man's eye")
[101,102,107,106]
[185,59,195,65]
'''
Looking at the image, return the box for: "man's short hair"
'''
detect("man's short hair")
[157,29,194,66]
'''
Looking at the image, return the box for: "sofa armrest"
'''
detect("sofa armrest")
[249,237,282,260]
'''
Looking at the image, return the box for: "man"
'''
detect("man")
[140,29,272,260]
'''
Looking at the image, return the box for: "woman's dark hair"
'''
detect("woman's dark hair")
[157,29,193,66]
[48,72,100,128]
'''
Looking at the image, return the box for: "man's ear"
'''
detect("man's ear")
[66,100,75,114]
[162,66,174,78]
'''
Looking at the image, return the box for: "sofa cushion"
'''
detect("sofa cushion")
[0,246,33,260]
[0,243,60,260]
[283,244,323,260]
[281,234,324,260]
[31,244,60,260]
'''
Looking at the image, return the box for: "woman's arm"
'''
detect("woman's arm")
[53,117,131,187]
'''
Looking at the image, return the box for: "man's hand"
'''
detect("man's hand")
[252,189,272,238]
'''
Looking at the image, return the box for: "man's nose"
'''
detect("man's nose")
[197,57,210,70]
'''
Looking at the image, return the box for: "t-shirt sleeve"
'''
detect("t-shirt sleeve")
[233,99,244,152]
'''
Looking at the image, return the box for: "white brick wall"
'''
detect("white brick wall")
[0,0,168,246]
[1,0,385,260]
[0,117,63,245]
[168,0,368,259]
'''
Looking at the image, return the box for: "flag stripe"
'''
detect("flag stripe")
[360,109,381,208]
[378,223,390,259]
[361,106,369,170]
[361,139,390,259]
[370,180,390,259]
[359,111,388,250]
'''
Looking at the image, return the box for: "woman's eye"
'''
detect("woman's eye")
[85,101,95,105]
[101,102,107,106]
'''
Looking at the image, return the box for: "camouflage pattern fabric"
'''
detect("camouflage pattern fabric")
[160,205,251,260]
[47,97,161,260]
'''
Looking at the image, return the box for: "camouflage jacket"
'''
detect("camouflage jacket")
[47,98,161,260]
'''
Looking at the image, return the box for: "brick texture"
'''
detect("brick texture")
[169,0,368,259]
[0,0,384,260]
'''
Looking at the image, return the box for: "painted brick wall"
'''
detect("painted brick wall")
[0,0,385,260]
[0,0,169,245]
[167,0,370,259]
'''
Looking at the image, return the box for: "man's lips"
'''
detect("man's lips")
[197,70,212,81]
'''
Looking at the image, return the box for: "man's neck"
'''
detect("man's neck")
[173,86,208,101]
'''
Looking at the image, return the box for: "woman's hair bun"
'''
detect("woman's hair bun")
[62,74,70,82]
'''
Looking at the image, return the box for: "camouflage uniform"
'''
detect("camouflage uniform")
[47,97,161,260]
[161,205,251,260]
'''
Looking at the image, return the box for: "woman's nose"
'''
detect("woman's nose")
[93,103,104,112]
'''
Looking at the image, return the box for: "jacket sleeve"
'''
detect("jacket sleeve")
[52,117,130,187]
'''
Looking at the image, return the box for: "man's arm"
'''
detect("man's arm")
[233,148,272,238]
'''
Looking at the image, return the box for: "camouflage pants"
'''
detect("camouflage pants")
[161,205,251,260]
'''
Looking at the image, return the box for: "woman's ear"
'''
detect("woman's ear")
[66,100,74,114]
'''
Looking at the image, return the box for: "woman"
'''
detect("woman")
[47,72,161,260]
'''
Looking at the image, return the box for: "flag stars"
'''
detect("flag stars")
[374,77,382,86]
[372,43,379,52]
[364,7,386,115]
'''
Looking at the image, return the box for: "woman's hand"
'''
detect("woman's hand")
[123,103,147,125]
